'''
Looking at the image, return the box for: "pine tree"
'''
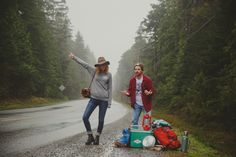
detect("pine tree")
[0,0,36,100]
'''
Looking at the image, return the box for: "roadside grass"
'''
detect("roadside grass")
[152,108,234,157]
[0,97,67,111]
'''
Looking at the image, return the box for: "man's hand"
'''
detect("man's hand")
[120,90,130,96]
[144,90,152,95]
[69,53,75,59]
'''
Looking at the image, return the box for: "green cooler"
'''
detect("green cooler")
[130,125,152,148]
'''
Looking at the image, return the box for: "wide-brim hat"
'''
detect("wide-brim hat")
[94,56,110,67]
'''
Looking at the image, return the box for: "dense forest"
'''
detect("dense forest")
[114,0,236,130]
[1,0,236,131]
[0,0,95,101]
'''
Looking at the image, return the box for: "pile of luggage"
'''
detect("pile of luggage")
[114,115,188,152]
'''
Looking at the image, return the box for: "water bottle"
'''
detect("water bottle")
[181,131,189,152]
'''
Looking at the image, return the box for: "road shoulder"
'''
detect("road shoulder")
[7,112,163,157]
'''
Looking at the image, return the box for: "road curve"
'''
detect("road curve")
[2,106,163,157]
[0,100,128,156]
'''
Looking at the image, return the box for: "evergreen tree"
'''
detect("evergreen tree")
[0,0,36,99]
[0,0,96,101]
[115,0,236,130]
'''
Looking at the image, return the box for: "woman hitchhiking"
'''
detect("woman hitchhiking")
[69,53,112,145]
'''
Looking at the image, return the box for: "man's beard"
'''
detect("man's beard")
[135,72,142,77]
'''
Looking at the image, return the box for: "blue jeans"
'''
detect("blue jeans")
[132,103,151,125]
[83,98,108,134]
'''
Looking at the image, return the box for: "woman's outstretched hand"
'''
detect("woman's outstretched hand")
[69,53,75,59]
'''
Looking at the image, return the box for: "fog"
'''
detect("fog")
[66,0,156,74]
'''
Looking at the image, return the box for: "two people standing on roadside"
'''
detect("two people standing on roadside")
[69,53,154,145]
[69,53,112,145]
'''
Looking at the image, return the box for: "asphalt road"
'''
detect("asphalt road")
[0,100,163,157]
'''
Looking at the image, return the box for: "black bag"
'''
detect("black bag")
[81,72,96,98]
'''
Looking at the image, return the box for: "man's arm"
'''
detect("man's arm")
[121,79,132,97]
[144,79,154,96]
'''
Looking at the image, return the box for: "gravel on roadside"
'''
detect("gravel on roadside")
[6,112,164,157]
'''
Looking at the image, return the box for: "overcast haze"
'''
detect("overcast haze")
[66,0,156,74]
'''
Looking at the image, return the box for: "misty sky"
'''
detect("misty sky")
[66,0,156,74]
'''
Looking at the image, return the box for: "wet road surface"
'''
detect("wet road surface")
[0,100,164,157]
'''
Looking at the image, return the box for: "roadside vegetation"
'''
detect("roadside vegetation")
[114,1,236,156]
[0,97,65,110]
[1,0,96,104]
[152,108,235,157]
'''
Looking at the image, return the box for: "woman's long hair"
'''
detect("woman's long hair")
[96,64,109,74]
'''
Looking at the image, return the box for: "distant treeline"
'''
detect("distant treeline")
[114,0,236,130]
[0,0,95,101]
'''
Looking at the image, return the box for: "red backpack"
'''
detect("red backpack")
[153,127,181,149]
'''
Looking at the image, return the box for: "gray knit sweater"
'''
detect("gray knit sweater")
[73,56,112,107]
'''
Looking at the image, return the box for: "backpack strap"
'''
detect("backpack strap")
[88,71,96,88]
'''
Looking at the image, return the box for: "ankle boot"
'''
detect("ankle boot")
[85,134,95,145]
[93,135,100,145]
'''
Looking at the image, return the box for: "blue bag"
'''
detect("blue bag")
[118,128,130,145]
